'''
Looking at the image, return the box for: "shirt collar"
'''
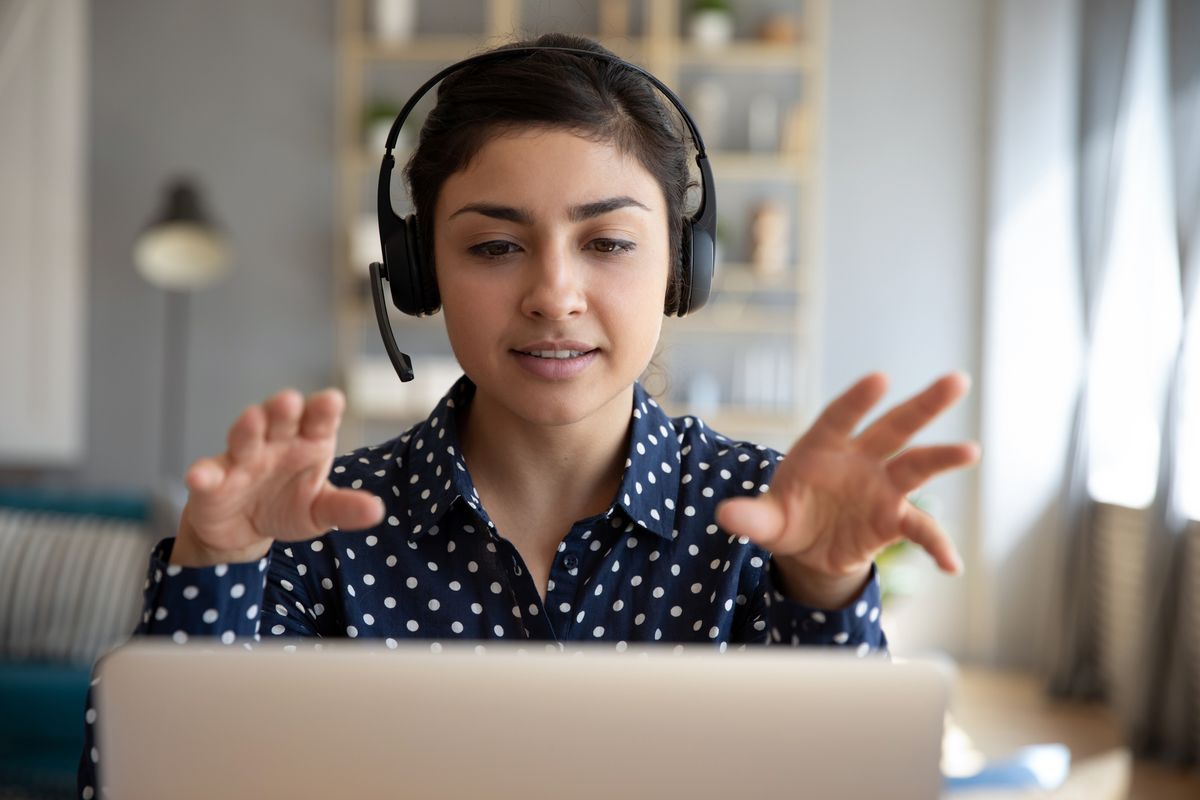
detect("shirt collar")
[404,377,681,543]
[404,375,477,541]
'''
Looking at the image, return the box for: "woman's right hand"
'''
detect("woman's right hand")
[170,388,385,567]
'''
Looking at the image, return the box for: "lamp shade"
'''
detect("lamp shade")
[133,179,231,290]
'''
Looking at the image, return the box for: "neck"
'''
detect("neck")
[459,384,634,522]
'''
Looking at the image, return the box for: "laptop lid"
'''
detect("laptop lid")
[96,641,951,799]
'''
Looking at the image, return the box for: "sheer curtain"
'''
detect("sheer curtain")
[1132,0,1200,763]
[0,0,88,463]
[1048,0,1200,766]
[1046,0,1135,700]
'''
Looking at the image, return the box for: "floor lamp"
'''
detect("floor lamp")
[132,177,231,501]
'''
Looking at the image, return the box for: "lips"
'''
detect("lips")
[512,340,598,358]
[522,349,590,359]
[510,340,599,380]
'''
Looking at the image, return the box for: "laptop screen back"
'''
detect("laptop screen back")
[96,642,950,799]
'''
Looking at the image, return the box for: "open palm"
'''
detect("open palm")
[175,388,384,564]
[716,373,978,591]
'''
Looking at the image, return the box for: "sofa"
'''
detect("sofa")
[0,489,162,799]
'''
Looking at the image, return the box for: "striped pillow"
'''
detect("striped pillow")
[0,508,155,665]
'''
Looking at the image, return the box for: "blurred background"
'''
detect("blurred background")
[0,0,1197,797]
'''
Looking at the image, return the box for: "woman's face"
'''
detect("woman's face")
[434,127,670,429]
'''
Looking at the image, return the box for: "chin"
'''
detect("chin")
[482,374,636,430]
[512,382,616,427]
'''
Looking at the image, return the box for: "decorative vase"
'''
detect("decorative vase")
[371,0,417,43]
[689,10,734,49]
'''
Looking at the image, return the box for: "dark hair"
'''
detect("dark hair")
[403,33,692,313]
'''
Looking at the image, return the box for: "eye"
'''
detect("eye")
[468,240,521,259]
[587,239,636,255]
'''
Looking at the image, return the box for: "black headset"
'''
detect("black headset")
[368,46,717,383]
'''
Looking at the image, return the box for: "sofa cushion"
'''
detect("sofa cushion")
[0,507,154,665]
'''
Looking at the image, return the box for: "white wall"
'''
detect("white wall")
[822,0,989,658]
[79,0,337,491]
[977,0,1084,668]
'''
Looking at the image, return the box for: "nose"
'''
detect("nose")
[519,243,588,321]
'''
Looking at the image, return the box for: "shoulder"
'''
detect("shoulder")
[631,385,784,498]
[671,412,785,495]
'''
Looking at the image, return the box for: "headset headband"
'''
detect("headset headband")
[376,46,716,254]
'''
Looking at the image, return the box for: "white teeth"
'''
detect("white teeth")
[525,349,586,359]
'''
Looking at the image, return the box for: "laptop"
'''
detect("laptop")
[95,641,953,799]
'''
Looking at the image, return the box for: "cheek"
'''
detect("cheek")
[436,262,493,314]
[438,274,496,350]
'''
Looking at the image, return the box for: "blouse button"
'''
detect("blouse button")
[562,553,579,570]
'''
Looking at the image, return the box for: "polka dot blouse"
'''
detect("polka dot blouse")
[77,376,886,797]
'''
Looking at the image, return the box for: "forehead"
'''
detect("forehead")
[435,127,663,216]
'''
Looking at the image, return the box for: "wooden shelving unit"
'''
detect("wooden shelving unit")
[334,0,827,452]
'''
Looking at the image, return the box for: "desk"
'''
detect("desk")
[946,665,1200,800]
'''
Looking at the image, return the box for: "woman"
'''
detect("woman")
[78,33,977,797]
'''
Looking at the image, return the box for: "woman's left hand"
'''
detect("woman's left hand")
[714,372,979,609]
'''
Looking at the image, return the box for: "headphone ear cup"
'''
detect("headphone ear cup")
[384,215,439,316]
[668,224,692,316]
[403,216,440,314]
[382,219,419,316]
[679,220,714,317]
[673,221,713,317]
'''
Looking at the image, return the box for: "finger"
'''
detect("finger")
[899,504,962,574]
[886,442,981,494]
[715,494,786,549]
[855,372,970,458]
[185,456,227,494]
[264,389,304,443]
[298,388,345,441]
[309,487,385,533]
[227,404,266,463]
[798,373,889,450]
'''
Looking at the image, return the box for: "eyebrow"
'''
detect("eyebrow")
[568,196,651,222]
[448,196,651,225]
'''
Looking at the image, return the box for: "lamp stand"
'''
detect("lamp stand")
[159,288,190,485]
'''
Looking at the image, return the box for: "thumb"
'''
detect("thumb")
[715,494,786,548]
[311,487,385,533]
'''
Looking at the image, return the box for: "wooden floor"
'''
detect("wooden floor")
[948,664,1200,799]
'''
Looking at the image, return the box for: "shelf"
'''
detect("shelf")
[712,264,810,295]
[349,34,648,64]
[663,309,798,335]
[347,35,485,63]
[677,41,816,70]
[668,406,806,437]
[709,151,810,181]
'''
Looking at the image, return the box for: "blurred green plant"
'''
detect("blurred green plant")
[875,539,915,608]
[363,100,401,129]
[875,492,940,607]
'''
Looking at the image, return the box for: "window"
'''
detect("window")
[1085,0,1196,520]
